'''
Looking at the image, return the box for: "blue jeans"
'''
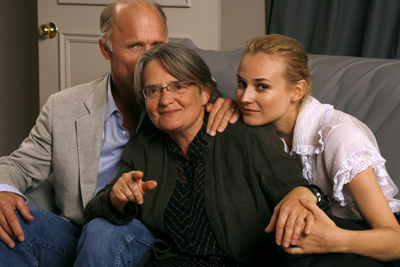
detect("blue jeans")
[74,218,154,267]
[0,206,81,267]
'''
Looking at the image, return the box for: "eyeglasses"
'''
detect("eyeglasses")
[142,81,196,99]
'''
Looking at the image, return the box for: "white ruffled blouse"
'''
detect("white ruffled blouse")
[282,97,400,219]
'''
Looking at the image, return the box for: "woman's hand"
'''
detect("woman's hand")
[265,186,315,248]
[206,98,240,136]
[109,170,157,211]
[283,198,342,254]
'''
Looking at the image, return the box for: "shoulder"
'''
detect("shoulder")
[323,109,374,146]
[40,76,108,117]
[220,118,278,139]
[214,118,284,154]
[320,109,382,170]
[50,76,107,103]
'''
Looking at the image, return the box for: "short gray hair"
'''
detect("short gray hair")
[99,0,167,51]
[134,42,222,107]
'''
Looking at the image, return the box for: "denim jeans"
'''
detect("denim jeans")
[0,206,81,267]
[74,218,154,267]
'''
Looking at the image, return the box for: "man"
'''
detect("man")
[0,0,238,265]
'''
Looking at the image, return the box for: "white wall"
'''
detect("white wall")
[220,0,265,51]
[163,0,221,50]
[163,0,265,51]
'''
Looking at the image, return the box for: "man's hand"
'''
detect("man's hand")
[0,192,34,248]
[265,187,316,248]
[206,98,240,136]
[110,171,157,211]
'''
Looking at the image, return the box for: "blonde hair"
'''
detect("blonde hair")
[99,0,167,51]
[245,34,312,103]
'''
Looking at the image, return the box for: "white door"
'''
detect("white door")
[37,0,111,108]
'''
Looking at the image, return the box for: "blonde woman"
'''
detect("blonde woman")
[236,34,400,265]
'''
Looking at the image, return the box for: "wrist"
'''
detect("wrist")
[109,191,126,212]
[332,228,352,254]
[304,184,331,212]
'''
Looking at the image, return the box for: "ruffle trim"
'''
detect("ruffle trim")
[292,103,334,182]
[332,148,389,206]
[292,103,334,156]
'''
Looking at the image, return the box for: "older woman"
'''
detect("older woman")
[81,43,326,266]
[236,34,400,264]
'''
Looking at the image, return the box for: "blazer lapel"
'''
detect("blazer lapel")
[77,76,108,208]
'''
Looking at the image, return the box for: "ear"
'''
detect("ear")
[201,87,211,105]
[99,39,111,60]
[291,80,306,102]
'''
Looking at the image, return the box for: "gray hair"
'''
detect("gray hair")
[99,0,167,51]
[134,42,222,107]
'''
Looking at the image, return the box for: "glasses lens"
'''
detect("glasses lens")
[144,86,160,98]
[169,82,191,93]
[143,82,194,98]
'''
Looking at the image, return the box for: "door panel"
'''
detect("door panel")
[59,33,108,89]
[38,0,110,108]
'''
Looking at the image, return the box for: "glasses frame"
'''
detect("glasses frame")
[142,81,196,99]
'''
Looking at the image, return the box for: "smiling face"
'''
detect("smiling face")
[236,53,303,133]
[143,59,210,139]
[100,3,167,93]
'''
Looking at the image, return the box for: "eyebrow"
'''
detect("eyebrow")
[236,74,271,82]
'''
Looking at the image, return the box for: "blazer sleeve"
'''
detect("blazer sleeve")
[0,95,55,191]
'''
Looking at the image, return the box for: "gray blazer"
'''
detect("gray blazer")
[0,75,108,225]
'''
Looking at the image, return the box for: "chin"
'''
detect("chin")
[159,123,180,133]
[242,116,264,126]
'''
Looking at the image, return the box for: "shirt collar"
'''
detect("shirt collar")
[291,96,333,155]
[104,74,146,133]
[104,75,120,122]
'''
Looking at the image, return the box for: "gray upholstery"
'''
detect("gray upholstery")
[26,38,400,213]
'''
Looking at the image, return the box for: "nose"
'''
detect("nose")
[238,87,255,104]
[159,88,174,106]
[143,44,152,52]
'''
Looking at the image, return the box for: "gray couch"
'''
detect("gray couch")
[26,38,400,214]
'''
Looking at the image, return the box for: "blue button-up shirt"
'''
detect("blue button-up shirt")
[95,77,131,194]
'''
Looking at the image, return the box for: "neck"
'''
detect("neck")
[170,111,205,159]
[273,103,300,150]
[111,80,141,136]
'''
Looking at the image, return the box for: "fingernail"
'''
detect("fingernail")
[206,128,210,134]
[8,243,15,248]
[18,236,24,242]
[217,127,223,132]
[210,130,216,136]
